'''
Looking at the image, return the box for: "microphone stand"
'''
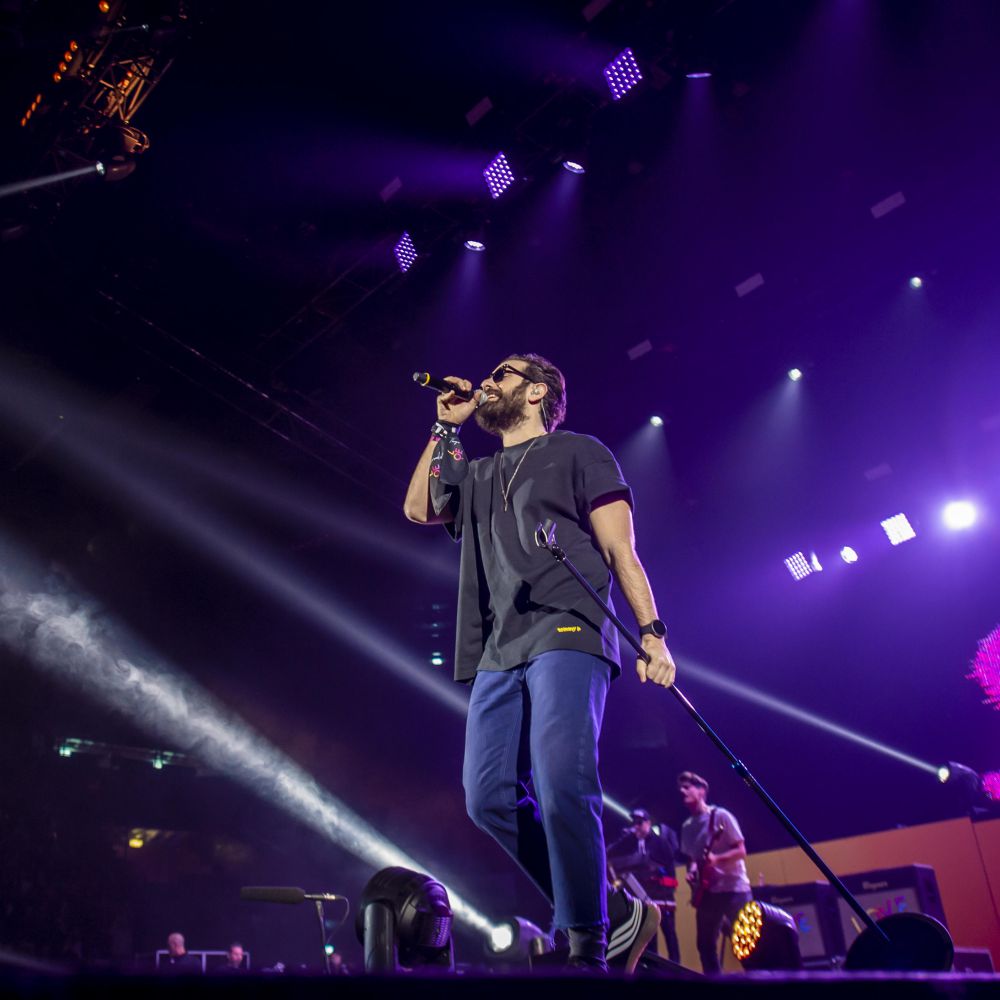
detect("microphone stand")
[534,519,888,943]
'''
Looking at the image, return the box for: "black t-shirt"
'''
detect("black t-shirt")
[431,430,632,682]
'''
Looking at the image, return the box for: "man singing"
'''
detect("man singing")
[404,354,675,973]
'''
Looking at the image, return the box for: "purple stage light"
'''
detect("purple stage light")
[839,546,859,564]
[909,276,923,289]
[603,48,642,101]
[968,624,1000,711]
[562,160,586,174]
[788,368,803,382]
[649,415,664,427]
[881,513,916,546]
[984,771,1000,801]
[393,232,417,272]
[483,152,515,199]
[942,499,977,530]
[686,70,712,79]
[784,552,813,581]
[463,239,486,252]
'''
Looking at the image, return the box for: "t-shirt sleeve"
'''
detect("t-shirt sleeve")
[573,435,633,513]
[717,809,745,849]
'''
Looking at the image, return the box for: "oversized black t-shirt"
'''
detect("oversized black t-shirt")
[431,430,632,683]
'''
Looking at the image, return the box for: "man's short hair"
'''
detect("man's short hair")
[677,771,709,795]
[509,353,566,431]
[631,808,651,823]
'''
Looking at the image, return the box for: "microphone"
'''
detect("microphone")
[412,371,483,403]
[240,886,347,905]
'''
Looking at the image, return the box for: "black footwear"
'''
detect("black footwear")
[607,894,660,975]
[567,925,608,974]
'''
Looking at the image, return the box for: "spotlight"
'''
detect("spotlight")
[937,760,980,791]
[909,276,923,289]
[784,552,813,581]
[809,552,823,573]
[463,239,486,252]
[603,48,642,101]
[483,152,515,200]
[324,944,334,956]
[686,70,712,79]
[839,546,859,564]
[393,232,418,273]
[57,744,73,758]
[649,415,664,427]
[731,900,802,970]
[881,513,916,546]
[845,912,953,971]
[787,368,803,382]
[942,500,977,531]
[95,161,106,177]
[561,160,586,174]
[429,652,445,667]
[356,867,454,973]
[485,916,551,964]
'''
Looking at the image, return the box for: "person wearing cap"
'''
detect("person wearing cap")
[678,771,751,974]
[607,808,682,963]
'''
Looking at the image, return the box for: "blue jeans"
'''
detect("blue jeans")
[463,650,611,930]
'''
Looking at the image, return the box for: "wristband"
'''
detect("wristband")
[431,420,460,441]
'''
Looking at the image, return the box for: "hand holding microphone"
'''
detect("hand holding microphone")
[412,371,484,427]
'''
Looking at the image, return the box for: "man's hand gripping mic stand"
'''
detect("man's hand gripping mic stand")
[533,518,889,945]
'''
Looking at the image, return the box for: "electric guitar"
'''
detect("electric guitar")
[689,809,725,908]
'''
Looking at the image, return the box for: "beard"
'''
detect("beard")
[474,383,529,437]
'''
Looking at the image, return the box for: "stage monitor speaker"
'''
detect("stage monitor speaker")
[952,948,994,973]
[754,882,846,967]
[837,864,948,951]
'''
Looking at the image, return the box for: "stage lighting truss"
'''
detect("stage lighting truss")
[483,152,515,199]
[732,900,802,970]
[603,48,642,101]
[881,513,916,546]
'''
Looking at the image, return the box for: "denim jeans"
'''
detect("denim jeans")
[463,650,611,930]
[696,890,752,973]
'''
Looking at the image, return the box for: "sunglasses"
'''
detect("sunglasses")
[488,363,532,385]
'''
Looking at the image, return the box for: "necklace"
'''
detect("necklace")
[499,437,539,511]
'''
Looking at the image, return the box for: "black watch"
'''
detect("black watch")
[639,619,667,640]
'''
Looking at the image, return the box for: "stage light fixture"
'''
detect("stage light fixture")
[840,546,859,564]
[483,152,515,199]
[686,70,712,79]
[731,900,802,970]
[937,760,980,791]
[356,867,455,973]
[393,232,417,273]
[463,239,486,252]
[649,415,664,427]
[787,368,803,381]
[881,513,916,545]
[809,552,823,573]
[561,160,586,174]
[784,551,813,581]
[429,652,445,667]
[909,276,923,289]
[942,500,976,530]
[485,916,551,963]
[603,48,642,101]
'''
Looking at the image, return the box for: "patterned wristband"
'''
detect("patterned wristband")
[431,420,459,441]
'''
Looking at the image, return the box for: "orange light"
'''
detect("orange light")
[58,61,68,72]
[69,40,79,52]
[20,117,27,127]
[98,0,110,11]
[52,72,62,83]
[64,50,73,61]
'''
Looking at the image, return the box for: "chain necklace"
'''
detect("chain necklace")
[499,437,539,511]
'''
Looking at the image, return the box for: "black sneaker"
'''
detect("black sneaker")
[607,895,660,975]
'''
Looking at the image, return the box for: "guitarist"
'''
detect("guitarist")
[678,772,751,974]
